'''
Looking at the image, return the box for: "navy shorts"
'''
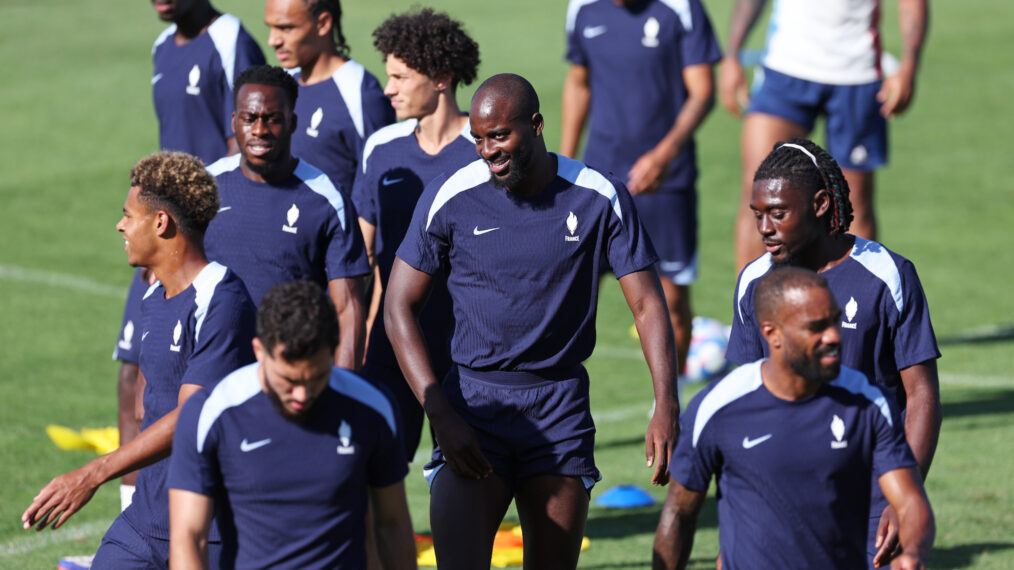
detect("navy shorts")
[92,514,221,569]
[749,66,888,171]
[632,190,698,285]
[425,365,601,490]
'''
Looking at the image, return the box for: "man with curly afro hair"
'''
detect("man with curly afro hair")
[350,7,480,462]
[23,151,256,569]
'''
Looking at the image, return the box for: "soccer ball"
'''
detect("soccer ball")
[683,317,732,383]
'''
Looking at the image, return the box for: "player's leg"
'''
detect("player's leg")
[843,168,876,240]
[91,515,158,569]
[515,474,590,569]
[429,468,513,569]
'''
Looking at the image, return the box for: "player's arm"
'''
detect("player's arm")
[385,258,492,479]
[560,64,591,158]
[652,482,706,570]
[369,480,417,570]
[22,383,203,531]
[169,489,213,570]
[328,277,367,371]
[877,467,934,569]
[618,268,680,485]
[117,362,142,487]
[358,217,383,345]
[879,0,928,117]
[719,0,768,115]
[627,63,715,194]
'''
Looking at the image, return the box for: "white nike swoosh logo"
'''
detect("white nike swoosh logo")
[381,176,403,186]
[742,434,773,449]
[141,331,149,341]
[473,226,500,236]
[218,206,232,212]
[583,26,607,39]
[151,73,163,85]
[240,438,272,452]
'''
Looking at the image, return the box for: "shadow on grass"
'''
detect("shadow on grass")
[596,436,648,451]
[930,542,1014,568]
[941,389,1014,418]
[938,323,1014,345]
[585,495,718,540]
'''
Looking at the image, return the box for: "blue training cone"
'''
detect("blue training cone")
[594,485,656,508]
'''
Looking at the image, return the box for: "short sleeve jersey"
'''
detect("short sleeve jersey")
[726,237,941,408]
[152,14,265,165]
[351,119,476,372]
[112,268,150,364]
[205,155,370,305]
[670,361,916,569]
[291,60,395,198]
[565,0,721,192]
[123,262,257,540]
[396,154,657,370]
[169,363,408,569]
[762,0,883,85]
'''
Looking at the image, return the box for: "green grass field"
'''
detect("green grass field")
[2,0,1012,567]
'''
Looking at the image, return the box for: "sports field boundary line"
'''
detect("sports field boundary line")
[2,519,110,556]
[0,263,125,299]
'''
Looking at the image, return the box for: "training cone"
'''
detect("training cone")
[594,485,656,508]
[416,522,589,567]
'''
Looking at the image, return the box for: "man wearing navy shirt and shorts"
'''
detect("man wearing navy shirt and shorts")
[722,138,941,567]
[386,74,680,569]
[23,152,257,569]
[265,0,394,198]
[655,267,934,569]
[351,8,480,460]
[205,65,370,370]
[169,280,416,569]
[561,0,721,373]
[151,0,265,164]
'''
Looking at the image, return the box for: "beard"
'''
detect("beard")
[264,382,311,422]
[785,342,841,384]
[488,143,533,191]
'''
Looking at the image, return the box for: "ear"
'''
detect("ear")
[813,188,832,220]
[231,111,237,136]
[759,320,782,350]
[531,112,544,136]
[252,337,266,363]
[432,73,453,93]
[316,9,333,39]
[154,210,173,238]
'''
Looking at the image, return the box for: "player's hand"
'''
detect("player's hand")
[873,504,902,567]
[645,403,679,486]
[718,56,750,117]
[877,71,916,118]
[431,411,492,480]
[22,465,100,531]
[888,553,926,570]
[627,150,669,195]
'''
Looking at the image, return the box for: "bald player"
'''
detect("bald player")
[386,74,679,569]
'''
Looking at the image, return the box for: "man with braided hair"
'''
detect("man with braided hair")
[706,138,939,568]
[23,152,257,568]
[352,8,481,460]
[265,0,394,197]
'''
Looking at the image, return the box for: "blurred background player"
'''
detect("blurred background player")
[727,138,941,567]
[169,280,415,569]
[205,65,370,371]
[151,0,265,164]
[654,267,934,570]
[561,0,722,376]
[351,8,480,460]
[24,152,256,569]
[723,0,929,270]
[386,74,679,569]
[265,0,394,198]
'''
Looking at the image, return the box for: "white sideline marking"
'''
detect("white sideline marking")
[1,519,109,556]
[0,264,125,299]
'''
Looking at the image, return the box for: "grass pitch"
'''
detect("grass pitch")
[1,0,1012,567]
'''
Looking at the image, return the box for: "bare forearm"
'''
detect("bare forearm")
[653,80,714,165]
[726,0,768,53]
[169,534,208,570]
[96,406,178,483]
[896,494,935,564]
[375,521,418,569]
[560,66,591,158]
[904,389,941,479]
[332,278,367,371]
[652,493,696,569]
[897,0,928,74]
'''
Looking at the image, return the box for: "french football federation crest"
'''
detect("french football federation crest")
[118,320,134,351]
[170,320,183,352]
[565,211,580,242]
[306,107,323,137]
[186,65,201,95]
[830,414,848,449]
[283,204,300,234]
[642,17,660,47]
[842,297,859,329]
[337,420,355,455]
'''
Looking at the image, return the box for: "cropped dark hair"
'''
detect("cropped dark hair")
[753,137,854,236]
[234,65,300,111]
[373,8,480,88]
[754,267,831,324]
[129,151,218,242]
[304,0,349,57]
[257,280,340,361]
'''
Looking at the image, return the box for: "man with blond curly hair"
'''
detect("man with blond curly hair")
[22,151,257,569]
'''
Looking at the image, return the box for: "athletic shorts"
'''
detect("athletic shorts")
[749,67,888,171]
[425,365,601,491]
[92,514,222,569]
[632,190,698,285]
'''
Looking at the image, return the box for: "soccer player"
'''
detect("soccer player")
[151,0,265,164]
[385,74,679,569]
[561,0,722,375]
[169,280,415,569]
[205,65,370,370]
[265,0,395,197]
[23,152,257,569]
[654,267,934,570]
[726,138,941,567]
[723,0,929,270]
[351,8,480,459]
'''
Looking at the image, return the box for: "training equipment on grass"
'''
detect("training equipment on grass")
[684,317,732,383]
[594,485,656,508]
[45,425,119,455]
[415,523,590,567]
